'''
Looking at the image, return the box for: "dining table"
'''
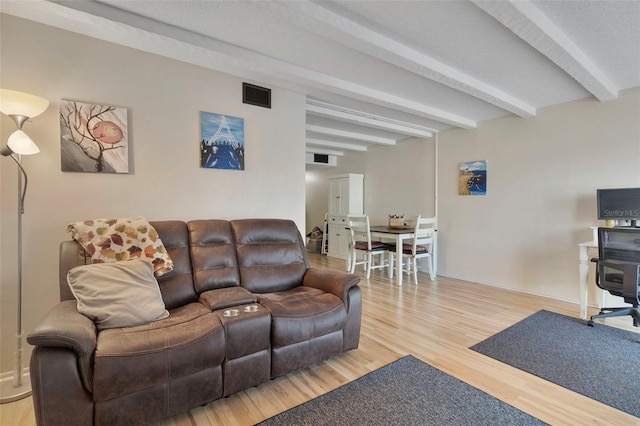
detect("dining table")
[369,225,437,286]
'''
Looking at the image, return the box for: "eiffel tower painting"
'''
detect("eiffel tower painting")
[200,111,245,170]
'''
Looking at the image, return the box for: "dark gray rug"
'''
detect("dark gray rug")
[258,355,544,425]
[471,310,640,418]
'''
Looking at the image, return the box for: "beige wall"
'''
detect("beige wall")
[438,89,640,301]
[306,89,640,305]
[0,15,306,373]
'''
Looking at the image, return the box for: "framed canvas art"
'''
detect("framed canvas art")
[459,160,487,195]
[60,100,129,173]
[200,111,245,170]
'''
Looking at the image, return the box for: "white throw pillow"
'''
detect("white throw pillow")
[68,259,169,330]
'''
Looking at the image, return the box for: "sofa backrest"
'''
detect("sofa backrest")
[58,220,198,310]
[230,219,310,293]
[59,218,309,307]
[188,220,240,293]
[59,240,90,302]
[151,221,198,310]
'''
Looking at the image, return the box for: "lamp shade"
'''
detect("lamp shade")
[0,89,49,119]
[7,130,40,155]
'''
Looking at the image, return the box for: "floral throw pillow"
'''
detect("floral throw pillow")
[67,216,174,277]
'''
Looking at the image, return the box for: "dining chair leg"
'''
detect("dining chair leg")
[366,253,373,279]
[349,251,356,274]
[428,255,435,280]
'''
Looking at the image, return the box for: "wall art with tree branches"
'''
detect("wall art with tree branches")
[60,100,129,173]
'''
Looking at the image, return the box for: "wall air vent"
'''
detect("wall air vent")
[305,153,337,167]
[243,83,271,108]
[313,154,329,164]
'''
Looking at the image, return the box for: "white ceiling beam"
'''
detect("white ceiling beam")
[306,100,435,138]
[473,0,618,101]
[272,0,536,118]
[305,147,345,156]
[307,125,396,146]
[2,0,476,129]
[306,138,368,152]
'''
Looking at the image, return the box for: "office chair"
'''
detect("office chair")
[587,227,640,327]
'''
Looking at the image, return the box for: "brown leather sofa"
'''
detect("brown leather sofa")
[27,219,361,426]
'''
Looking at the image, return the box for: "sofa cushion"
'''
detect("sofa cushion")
[188,220,240,293]
[257,287,347,348]
[93,302,225,402]
[231,219,308,293]
[67,259,169,330]
[67,216,174,277]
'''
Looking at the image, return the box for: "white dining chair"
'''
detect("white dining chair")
[389,215,435,282]
[347,215,391,279]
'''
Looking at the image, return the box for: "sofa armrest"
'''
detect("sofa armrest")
[27,300,97,391]
[302,268,360,303]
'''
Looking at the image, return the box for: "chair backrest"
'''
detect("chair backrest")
[348,215,371,250]
[411,215,436,254]
[596,227,640,303]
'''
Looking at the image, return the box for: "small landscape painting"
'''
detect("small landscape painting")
[200,111,245,170]
[459,160,487,195]
[60,100,129,173]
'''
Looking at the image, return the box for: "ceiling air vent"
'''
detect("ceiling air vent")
[243,83,271,108]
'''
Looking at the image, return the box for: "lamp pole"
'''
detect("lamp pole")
[0,89,48,403]
[16,153,25,389]
[0,152,31,402]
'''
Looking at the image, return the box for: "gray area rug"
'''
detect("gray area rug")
[258,355,544,425]
[471,310,640,418]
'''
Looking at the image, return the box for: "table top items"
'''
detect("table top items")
[388,214,405,228]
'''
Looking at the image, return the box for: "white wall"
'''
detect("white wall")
[438,90,640,301]
[0,15,306,373]
[306,89,640,306]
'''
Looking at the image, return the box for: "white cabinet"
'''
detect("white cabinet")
[327,224,350,261]
[327,174,364,260]
[328,174,364,218]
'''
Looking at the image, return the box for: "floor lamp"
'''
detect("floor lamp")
[0,89,49,404]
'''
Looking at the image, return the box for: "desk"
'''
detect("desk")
[370,226,437,286]
[578,241,599,319]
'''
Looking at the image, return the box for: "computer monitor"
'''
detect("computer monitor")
[597,187,640,227]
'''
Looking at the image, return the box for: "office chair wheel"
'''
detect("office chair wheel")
[587,320,594,327]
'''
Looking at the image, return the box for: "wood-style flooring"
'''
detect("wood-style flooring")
[2,252,639,425]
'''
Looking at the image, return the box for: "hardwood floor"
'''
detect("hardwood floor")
[2,252,639,425]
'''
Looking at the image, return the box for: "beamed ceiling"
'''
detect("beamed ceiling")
[2,0,639,168]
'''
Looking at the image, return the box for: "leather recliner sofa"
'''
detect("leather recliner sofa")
[27,219,362,426]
